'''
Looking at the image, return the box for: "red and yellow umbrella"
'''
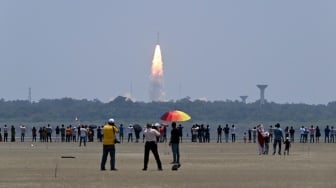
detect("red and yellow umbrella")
[160,110,191,122]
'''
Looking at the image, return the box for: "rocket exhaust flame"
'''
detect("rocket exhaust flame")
[149,44,165,101]
[151,45,163,76]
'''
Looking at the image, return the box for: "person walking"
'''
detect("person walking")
[272,123,284,155]
[169,122,180,166]
[284,137,291,155]
[100,118,119,171]
[142,123,162,171]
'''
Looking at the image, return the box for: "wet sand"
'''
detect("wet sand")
[0,141,335,188]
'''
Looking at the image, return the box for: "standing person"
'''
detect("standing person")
[217,125,222,143]
[65,126,71,142]
[60,124,66,142]
[284,126,289,138]
[284,137,291,155]
[46,124,52,142]
[11,125,15,142]
[128,125,133,142]
[231,124,236,143]
[272,123,284,155]
[315,126,321,143]
[223,124,230,143]
[169,122,180,166]
[72,127,78,142]
[299,126,305,143]
[119,124,124,143]
[248,128,252,143]
[32,126,37,142]
[289,126,295,143]
[20,125,26,142]
[3,125,8,142]
[79,125,87,146]
[178,124,184,142]
[97,126,102,142]
[100,118,119,171]
[324,125,330,143]
[256,124,265,155]
[309,125,315,143]
[38,127,43,142]
[330,126,335,143]
[205,125,210,143]
[142,123,162,171]
[55,126,60,142]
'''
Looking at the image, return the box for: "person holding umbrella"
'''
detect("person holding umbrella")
[169,122,181,167]
[142,123,162,171]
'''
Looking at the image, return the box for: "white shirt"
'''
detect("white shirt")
[144,128,160,142]
[128,126,134,133]
[300,127,305,134]
[231,127,236,134]
[20,126,26,134]
[80,127,87,137]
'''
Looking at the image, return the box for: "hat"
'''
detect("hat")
[108,118,115,124]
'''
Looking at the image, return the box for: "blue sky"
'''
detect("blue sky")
[0,0,335,104]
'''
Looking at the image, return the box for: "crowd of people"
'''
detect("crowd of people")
[0,124,97,146]
[0,123,335,145]
[1,120,336,172]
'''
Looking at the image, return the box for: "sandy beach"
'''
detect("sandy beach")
[0,140,335,188]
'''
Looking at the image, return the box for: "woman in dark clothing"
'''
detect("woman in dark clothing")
[315,126,321,143]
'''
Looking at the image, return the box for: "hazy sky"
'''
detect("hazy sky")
[1,0,335,104]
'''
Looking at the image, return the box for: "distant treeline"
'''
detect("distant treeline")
[0,96,336,124]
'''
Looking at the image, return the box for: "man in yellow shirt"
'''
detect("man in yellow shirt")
[100,118,119,171]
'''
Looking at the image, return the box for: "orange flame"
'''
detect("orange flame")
[151,45,163,77]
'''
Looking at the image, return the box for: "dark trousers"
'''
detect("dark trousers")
[79,136,86,146]
[144,141,162,169]
[171,143,180,164]
[101,145,116,170]
[4,133,8,142]
[128,133,133,142]
[273,139,282,154]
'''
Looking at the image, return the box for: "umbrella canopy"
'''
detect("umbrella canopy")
[160,110,191,122]
[89,125,97,129]
[132,124,142,132]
